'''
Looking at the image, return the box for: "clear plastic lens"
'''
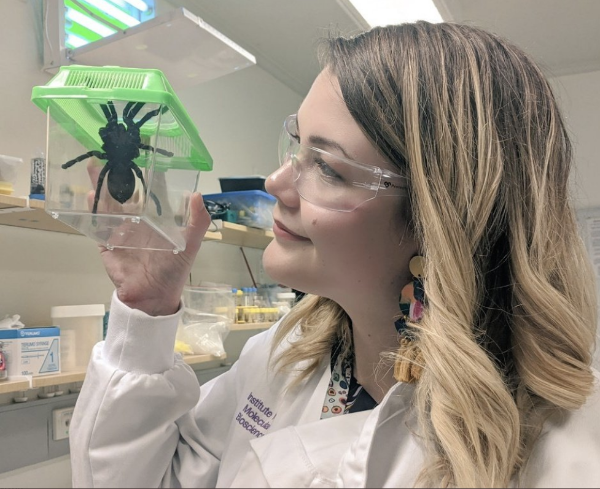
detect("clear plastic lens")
[279,115,406,212]
[292,153,380,211]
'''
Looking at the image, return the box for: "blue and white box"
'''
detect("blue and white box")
[0,328,60,377]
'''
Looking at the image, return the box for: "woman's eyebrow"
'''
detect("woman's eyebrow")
[307,135,353,160]
[296,117,354,160]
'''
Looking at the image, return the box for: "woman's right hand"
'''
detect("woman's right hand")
[87,162,212,316]
[102,193,211,316]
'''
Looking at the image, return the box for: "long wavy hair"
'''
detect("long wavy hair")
[269,22,597,487]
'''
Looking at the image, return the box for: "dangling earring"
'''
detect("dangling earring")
[394,255,425,383]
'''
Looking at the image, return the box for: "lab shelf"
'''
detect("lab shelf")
[230,322,275,331]
[0,195,79,235]
[0,195,274,249]
[0,354,224,395]
[31,369,87,388]
[0,378,30,395]
[210,219,275,249]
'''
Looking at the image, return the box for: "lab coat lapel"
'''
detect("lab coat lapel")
[244,410,372,488]
[297,358,333,424]
[339,381,423,488]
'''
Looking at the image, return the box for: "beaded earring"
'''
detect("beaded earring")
[393,255,425,383]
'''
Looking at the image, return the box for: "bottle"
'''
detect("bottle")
[235,289,244,307]
[235,289,245,323]
[0,341,8,381]
[30,151,46,200]
[242,288,252,307]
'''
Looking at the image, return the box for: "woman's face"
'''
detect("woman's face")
[263,70,417,308]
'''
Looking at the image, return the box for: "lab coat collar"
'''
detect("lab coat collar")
[242,381,421,488]
[339,381,422,487]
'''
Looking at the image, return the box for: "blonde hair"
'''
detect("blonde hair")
[270,22,597,487]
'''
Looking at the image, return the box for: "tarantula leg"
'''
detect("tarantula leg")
[131,164,162,216]
[149,191,162,216]
[138,143,174,157]
[92,164,110,222]
[62,151,107,169]
[136,105,169,128]
[100,102,118,123]
[123,101,145,125]
[107,101,118,119]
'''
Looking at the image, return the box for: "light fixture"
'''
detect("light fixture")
[44,5,257,91]
[64,0,154,49]
[81,0,141,27]
[122,0,149,12]
[66,8,117,38]
[347,0,443,27]
[65,33,88,48]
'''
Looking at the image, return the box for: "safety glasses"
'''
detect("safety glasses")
[278,114,408,212]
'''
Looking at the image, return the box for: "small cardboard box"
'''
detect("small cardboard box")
[0,328,60,377]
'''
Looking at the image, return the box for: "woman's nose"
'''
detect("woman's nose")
[265,162,301,208]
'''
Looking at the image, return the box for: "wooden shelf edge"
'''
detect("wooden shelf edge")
[0,195,28,210]
[210,219,274,249]
[0,353,225,394]
[31,370,87,388]
[0,378,30,395]
[29,198,45,210]
[230,322,274,331]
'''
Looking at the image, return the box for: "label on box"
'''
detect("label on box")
[0,328,60,377]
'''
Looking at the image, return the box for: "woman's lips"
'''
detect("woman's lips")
[272,220,310,241]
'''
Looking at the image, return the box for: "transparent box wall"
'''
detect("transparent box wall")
[45,99,200,252]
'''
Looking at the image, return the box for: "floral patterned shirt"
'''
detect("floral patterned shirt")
[321,346,378,419]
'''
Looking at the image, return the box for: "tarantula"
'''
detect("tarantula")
[61,101,173,216]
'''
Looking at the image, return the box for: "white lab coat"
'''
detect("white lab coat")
[70,292,600,488]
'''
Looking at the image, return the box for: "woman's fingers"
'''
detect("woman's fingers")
[183,192,211,257]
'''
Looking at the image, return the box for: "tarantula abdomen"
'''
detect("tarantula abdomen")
[107,166,136,204]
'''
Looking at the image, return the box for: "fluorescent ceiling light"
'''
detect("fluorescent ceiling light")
[84,0,141,27]
[348,0,443,27]
[122,0,149,12]
[66,33,89,48]
[67,8,117,37]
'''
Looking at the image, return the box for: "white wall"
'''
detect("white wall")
[551,69,600,210]
[0,1,301,486]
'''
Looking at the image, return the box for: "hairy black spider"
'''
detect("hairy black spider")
[61,100,174,216]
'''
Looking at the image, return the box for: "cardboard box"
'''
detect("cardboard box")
[0,328,60,377]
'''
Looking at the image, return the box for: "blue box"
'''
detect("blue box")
[203,190,276,229]
[0,328,60,377]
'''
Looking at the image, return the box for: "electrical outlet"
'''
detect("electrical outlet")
[52,407,74,441]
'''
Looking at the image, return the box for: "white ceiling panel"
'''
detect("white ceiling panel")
[167,0,600,95]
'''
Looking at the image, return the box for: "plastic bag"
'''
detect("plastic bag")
[176,285,234,357]
[0,315,25,329]
[0,155,21,183]
[177,313,230,357]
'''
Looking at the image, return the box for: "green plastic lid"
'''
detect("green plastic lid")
[31,65,212,171]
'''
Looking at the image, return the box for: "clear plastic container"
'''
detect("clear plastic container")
[178,286,235,356]
[273,292,296,319]
[31,65,213,252]
[202,190,275,229]
[51,304,105,371]
[182,286,236,322]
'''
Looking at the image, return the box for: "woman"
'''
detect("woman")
[70,22,599,487]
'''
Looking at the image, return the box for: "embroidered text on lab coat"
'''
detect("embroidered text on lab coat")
[235,391,277,438]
